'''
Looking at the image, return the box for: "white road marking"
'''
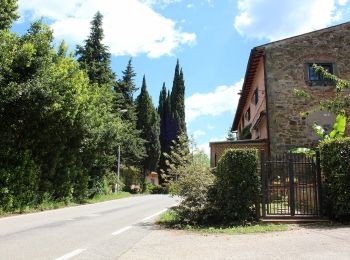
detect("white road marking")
[112,225,132,236]
[55,249,86,260]
[141,209,168,222]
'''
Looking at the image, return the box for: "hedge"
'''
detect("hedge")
[213,149,260,224]
[320,138,350,221]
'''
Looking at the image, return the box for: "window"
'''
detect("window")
[253,88,259,105]
[306,63,335,86]
[246,108,251,122]
[308,63,333,81]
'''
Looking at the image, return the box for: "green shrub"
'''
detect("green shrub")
[212,149,260,224]
[320,138,350,221]
[146,183,167,194]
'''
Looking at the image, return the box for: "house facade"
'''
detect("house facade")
[210,22,350,167]
[232,22,350,156]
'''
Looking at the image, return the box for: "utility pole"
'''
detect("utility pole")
[117,145,121,193]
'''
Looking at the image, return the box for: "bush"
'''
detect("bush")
[320,138,350,221]
[212,149,260,224]
[147,183,167,194]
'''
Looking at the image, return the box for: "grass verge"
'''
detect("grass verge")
[157,209,290,235]
[0,192,132,217]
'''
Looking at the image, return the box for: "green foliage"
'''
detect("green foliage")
[170,61,187,136]
[76,11,115,86]
[295,64,349,135]
[320,138,350,221]
[114,59,146,168]
[213,149,260,224]
[0,0,19,30]
[0,18,122,211]
[165,134,215,225]
[313,114,347,141]
[239,124,252,140]
[136,76,161,173]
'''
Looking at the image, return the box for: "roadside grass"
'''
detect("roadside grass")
[0,192,132,217]
[157,209,290,235]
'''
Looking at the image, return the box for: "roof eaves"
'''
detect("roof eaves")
[231,47,265,131]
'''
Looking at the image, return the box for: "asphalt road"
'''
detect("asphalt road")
[0,194,179,260]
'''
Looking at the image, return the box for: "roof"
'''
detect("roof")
[231,47,264,131]
[209,139,267,146]
[231,21,350,131]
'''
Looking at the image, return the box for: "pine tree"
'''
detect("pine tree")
[118,58,138,105]
[76,11,115,85]
[0,0,19,30]
[113,59,146,167]
[136,76,161,174]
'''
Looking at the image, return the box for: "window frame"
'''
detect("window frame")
[305,62,336,86]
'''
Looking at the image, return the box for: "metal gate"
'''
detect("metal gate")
[261,152,322,217]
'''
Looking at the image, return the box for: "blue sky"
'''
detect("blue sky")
[13,0,350,154]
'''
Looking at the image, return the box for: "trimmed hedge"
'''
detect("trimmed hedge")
[320,138,350,221]
[213,149,260,224]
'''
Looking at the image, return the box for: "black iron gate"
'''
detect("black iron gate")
[261,152,322,217]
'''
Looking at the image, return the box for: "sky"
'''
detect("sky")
[13,0,350,155]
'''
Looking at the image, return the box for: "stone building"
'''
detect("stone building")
[210,22,350,166]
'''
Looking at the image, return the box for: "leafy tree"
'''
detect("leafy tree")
[164,134,214,224]
[136,76,161,174]
[0,0,19,30]
[76,11,115,86]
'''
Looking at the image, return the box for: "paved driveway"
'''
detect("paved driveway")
[120,225,350,260]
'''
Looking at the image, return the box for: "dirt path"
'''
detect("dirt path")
[120,225,350,260]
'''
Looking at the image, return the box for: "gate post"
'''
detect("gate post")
[316,151,323,217]
[288,153,295,216]
[260,150,266,218]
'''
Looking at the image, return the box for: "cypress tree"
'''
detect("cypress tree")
[76,11,115,85]
[136,76,161,174]
[158,83,172,183]
[0,0,19,30]
[170,60,187,139]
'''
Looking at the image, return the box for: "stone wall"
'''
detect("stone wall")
[209,139,268,168]
[264,22,350,155]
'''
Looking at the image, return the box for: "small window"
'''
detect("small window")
[308,63,333,81]
[246,108,251,122]
[254,88,259,105]
[306,63,335,87]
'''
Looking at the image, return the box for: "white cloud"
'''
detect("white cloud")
[18,0,196,58]
[192,130,206,139]
[185,79,243,123]
[234,0,349,41]
[197,142,210,156]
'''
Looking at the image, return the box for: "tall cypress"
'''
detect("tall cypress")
[76,11,115,85]
[170,60,187,139]
[158,83,172,183]
[136,76,161,174]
